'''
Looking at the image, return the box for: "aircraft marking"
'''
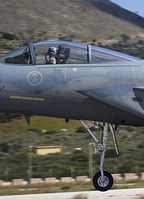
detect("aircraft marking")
[10,96,44,102]
[27,71,43,86]
[72,67,77,72]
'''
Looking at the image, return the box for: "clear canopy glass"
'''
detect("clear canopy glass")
[0,40,142,65]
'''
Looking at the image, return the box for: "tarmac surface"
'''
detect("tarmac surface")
[0,188,144,199]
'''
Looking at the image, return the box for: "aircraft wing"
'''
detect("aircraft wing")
[77,86,144,119]
[133,87,144,110]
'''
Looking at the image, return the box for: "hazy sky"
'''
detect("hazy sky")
[111,0,144,17]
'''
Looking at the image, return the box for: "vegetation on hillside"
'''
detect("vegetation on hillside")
[0,0,144,44]
[0,116,143,181]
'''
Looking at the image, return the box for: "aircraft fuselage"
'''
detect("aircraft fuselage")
[0,61,144,126]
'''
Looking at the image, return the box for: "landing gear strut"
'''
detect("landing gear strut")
[81,121,119,191]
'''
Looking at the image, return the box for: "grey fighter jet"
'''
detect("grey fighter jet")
[0,40,144,191]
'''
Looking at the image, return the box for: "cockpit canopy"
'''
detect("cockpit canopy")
[0,40,142,65]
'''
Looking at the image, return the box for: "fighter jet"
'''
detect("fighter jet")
[0,40,144,191]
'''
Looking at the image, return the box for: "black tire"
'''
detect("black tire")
[93,171,113,191]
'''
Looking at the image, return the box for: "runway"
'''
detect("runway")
[0,188,144,199]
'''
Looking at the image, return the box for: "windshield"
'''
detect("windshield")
[0,46,32,64]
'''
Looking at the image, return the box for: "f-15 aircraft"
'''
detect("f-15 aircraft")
[0,40,144,191]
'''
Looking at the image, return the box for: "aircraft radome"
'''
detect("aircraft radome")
[0,40,144,191]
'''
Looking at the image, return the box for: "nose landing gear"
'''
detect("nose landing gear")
[93,171,113,192]
[81,121,119,191]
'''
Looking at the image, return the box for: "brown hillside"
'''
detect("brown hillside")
[0,0,144,41]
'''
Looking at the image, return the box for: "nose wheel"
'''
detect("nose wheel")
[81,121,119,191]
[93,171,113,192]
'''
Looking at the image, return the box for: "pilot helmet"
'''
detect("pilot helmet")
[50,47,57,56]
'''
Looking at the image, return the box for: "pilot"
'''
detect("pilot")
[45,47,57,64]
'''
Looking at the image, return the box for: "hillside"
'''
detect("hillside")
[0,0,144,42]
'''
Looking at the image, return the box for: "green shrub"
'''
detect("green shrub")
[2,32,17,40]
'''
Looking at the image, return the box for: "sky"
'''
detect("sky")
[111,0,144,18]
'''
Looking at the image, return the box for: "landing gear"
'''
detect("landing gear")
[93,171,113,192]
[81,121,119,191]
